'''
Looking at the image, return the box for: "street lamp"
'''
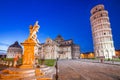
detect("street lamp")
[55,58,59,80]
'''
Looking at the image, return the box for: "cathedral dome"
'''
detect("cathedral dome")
[54,35,64,43]
[9,41,22,48]
[7,41,23,58]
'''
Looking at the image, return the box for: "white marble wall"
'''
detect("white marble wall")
[90,4,115,59]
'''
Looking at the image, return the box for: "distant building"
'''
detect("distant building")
[39,35,80,59]
[80,50,120,59]
[80,52,95,59]
[115,50,120,58]
[72,44,80,59]
[90,4,115,59]
[0,50,7,58]
[7,41,23,58]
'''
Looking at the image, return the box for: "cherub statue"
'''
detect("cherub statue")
[29,21,40,42]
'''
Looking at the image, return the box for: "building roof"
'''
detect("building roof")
[54,35,64,41]
[115,49,120,51]
[9,41,22,49]
[81,52,94,54]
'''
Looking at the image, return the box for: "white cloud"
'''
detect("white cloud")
[0,45,8,51]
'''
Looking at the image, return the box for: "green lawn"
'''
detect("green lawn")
[112,58,120,62]
[98,58,120,62]
[1,58,56,66]
[2,58,14,61]
[86,58,120,62]
[38,59,56,66]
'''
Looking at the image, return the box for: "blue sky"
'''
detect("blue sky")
[0,0,120,53]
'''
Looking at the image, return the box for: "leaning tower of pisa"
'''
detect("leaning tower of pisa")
[90,4,115,59]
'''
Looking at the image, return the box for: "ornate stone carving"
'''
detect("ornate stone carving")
[28,21,40,43]
[20,21,40,68]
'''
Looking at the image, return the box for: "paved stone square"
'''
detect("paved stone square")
[58,60,120,80]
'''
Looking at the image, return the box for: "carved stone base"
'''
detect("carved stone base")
[19,65,33,69]
[0,68,35,80]
[0,67,52,80]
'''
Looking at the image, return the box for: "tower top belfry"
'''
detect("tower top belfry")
[90,4,104,14]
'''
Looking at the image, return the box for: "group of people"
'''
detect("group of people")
[13,55,20,67]
[0,55,20,67]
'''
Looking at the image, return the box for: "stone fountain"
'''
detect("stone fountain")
[0,21,52,80]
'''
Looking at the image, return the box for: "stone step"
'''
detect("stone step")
[1,68,35,74]
[0,71,35,79]
[0,67,54,80]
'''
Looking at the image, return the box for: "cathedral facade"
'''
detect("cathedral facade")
[38,35,80,59]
